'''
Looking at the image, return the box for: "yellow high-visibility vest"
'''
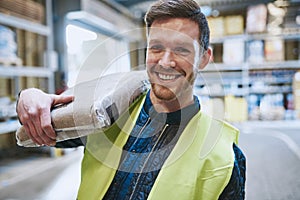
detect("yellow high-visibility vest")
[77,94,239,200]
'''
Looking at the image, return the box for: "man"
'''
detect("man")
[17,0,246,199]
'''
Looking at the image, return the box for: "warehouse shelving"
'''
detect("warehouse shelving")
[0,0,55,94]
[0,120,20,135]
[0,12,51,36]
[195,28,300,122]
[0,0,55,135]
[196,31,300,96]
[0,65,54,77]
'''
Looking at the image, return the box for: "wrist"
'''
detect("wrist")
[16,90,23,125]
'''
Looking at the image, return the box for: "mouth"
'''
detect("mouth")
[156,72,182,81]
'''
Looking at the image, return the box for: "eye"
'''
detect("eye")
[173,47,191,56]
[149,44,164,53]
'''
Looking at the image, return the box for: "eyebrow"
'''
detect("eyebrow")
[148,39,195,47]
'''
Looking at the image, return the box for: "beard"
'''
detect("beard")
[150,74,195,102]
[151,83,176,101]
[147,63,197,103]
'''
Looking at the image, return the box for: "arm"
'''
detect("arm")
[16,88,74,146]
[218,144,246,200]
[16,71,149,147]
[55,137,86,148]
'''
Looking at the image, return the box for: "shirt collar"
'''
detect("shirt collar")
[142,91,200,125]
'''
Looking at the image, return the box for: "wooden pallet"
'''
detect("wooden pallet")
[0,57,22,66]
[0,0,44,24]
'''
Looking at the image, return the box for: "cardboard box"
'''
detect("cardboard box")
[265,38,284,62]
[223,39,245,64]
[224,15,244,35]
[225,95,248,122]
[207,17,225,38]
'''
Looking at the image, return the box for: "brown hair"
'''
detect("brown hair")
[144,0,210,50]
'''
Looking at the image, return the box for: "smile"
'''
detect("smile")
[156,72,181,81]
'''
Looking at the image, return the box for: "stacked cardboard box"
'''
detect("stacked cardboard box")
[224,15,244,35]
[264,38,285,62]
[224,95,248,122]
[200,95,248,122]
[207,17,225,38]
[222,39,245,64]
[201,97,225,120]
[208,15,244,38]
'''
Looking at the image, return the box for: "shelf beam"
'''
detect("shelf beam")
[0,120,20,135]
[0,13,51,36]
[202,60,300,72]
[249,60,300,70]
[0,66,53,77]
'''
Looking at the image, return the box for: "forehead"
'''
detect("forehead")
[148,18,200,43]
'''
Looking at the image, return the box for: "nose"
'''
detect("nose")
[158,50,176,67]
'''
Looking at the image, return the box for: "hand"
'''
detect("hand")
[17,88,74,146]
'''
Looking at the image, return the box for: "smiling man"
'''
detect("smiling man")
[146,17,208,112]
[16,0,245,199]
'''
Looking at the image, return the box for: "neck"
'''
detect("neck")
[150,91,194,113]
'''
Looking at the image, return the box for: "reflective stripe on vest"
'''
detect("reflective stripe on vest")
[77,94,239,200]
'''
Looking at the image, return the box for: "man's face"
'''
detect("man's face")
[146,18,202,104]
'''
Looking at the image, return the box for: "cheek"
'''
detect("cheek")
[178,53,196,66]
[146,53,161,74]
[146,51,158,64]
[180,58,195,73]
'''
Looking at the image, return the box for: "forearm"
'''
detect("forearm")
[55,137,86,148]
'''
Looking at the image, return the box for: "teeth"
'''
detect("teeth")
[158,73,176,80]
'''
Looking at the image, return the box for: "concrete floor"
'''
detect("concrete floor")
[0,147,83,200]
[236,121,300,200]
[0,121,300,200]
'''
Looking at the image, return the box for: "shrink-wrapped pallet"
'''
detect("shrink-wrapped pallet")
[246,4,267,33]
[16,70,149,147]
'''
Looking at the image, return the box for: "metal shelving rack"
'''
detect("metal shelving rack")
[194,28,300,123]
[196,32,300,97]
[0,0,55,135]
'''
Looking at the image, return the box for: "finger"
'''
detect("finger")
[28,107,45,138]
[39,105,56,140]
[33,108,57,146]
[24,122,44,145]
[26,106,48,145]
[17,112,40,144]
[38,131,56,146]
[52,95,74,106]
[40,123,57,146]
[32,115,52,145]
[41,115,56,140]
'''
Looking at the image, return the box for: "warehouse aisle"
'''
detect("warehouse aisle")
[39,152,82,200]
[236,121,300,200]
[0,147,83,200]
[1,121,300,200]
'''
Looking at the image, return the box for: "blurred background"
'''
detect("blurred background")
[0,0,300,199]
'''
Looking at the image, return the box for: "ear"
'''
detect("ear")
[198,47,212,70]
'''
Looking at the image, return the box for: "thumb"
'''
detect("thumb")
[51,94,74,106]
